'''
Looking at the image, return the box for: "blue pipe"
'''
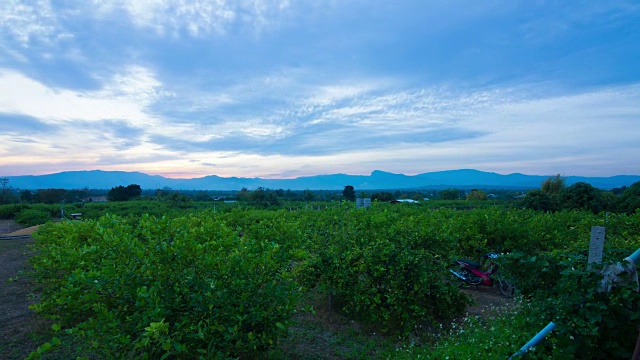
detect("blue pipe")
[509,248,640,358]
[509,322,556,359]
[628,248,640,264]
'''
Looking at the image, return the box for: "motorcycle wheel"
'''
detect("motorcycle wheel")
[497,278,515,297]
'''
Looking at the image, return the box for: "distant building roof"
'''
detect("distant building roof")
[391,199,420,204]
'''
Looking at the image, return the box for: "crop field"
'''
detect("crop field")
[1,203,639,359]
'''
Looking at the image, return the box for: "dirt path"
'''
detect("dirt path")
[0,220,24,236]
[1,226,40,238]
[462,285,515,317]
[0,220,48,360]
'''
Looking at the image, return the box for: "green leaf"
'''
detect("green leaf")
[276,322,285,330]
[51,323,60,331]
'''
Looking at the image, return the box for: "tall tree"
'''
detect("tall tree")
[107,184,142,201]
[440,188,461,200]
[303,189,316,201]
[249,187,280,208]
[342,185,356,202]
[0,177,16,204]
[519,189,554,212]
[20,189,34,203]
[613,181,640,214]
[466,189,488,201]
[37,189,67,204]
[558,182,607,213]
[541,174,566,195]
[372,191,395,202]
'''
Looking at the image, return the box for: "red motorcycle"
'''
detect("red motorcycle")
[448,249,515,297]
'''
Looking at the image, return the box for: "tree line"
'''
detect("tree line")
[2,175,639,214]
[518,174,640,214]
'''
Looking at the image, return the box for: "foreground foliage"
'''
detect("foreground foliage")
[29,214,300,359]
[25,205,640,358]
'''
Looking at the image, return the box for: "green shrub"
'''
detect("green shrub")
[29,214,300,359]
[14,209,51,226]
[299,207,471,334]
[500,250,640,358]
[0,203,23,219]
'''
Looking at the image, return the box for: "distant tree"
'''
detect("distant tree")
[107,186,128,201]
[249,187,280,208]
[0,177,17,204]
[558,182,607,213]
[164,191,192,208]
[440,188,461,200]
[236,187,250,202]
[37,189,67,204]
[466,189,488,201]
[66,188,89,203]
[541,174,566,195]
[520,175,568,212]
[303,189,316,202]
[611,186,627,196]
[107,184,142,201]
[342,185,356,202]
[613,181,640,214]
[193,191,211,202]
[372,191,395,202]
[127,184,142,198]
[519,189,555,212]
[20,189,34,203]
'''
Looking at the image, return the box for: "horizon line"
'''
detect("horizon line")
[4,168,640,180]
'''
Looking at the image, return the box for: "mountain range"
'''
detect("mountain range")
[4,169,640,191]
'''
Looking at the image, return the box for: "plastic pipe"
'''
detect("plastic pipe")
[509,248,640,359]
[509,322,557,359]
[628,248,640,265]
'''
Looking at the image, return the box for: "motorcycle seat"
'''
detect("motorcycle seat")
[457,259,481,269]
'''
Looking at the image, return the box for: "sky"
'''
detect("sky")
[0,1,639,179]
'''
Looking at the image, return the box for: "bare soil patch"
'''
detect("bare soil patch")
[0,221,49,360]
[461,284,515,317]
[0,220,24,236]
[2,226,40,238]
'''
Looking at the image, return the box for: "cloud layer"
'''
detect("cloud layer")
[1,1,639,179]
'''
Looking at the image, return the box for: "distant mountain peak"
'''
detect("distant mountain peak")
[5,169,639,191]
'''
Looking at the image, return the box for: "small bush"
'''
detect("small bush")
[0,204,24,219]
[15,209,51,227]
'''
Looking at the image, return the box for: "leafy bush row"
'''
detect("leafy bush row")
[297,207,471,333]
[27,205,640,357]
[29,214,300,359]
[14,209,51,227]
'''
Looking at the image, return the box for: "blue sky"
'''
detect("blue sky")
[1,1,639,179]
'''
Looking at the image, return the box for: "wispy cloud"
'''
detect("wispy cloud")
[89,0,292,37]
[0,66,163,126]
[0,0,61,47]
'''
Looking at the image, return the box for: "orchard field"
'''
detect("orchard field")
[3,201,640,359]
